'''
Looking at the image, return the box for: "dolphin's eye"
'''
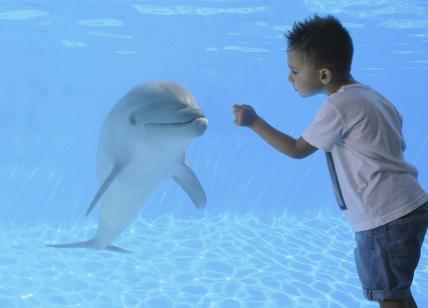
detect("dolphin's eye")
[128,115,137,126]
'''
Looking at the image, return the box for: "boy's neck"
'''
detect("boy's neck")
[325,75,358,95]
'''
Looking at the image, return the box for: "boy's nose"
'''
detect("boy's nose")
[288,72,294,82]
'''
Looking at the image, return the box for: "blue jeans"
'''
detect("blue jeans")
[353,202,428,301]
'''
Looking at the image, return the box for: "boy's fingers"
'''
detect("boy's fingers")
[241,104,254,111]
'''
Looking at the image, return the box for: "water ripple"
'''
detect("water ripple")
[0,213,426,307]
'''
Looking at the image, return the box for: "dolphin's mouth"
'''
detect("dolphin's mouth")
[144,116,206,127]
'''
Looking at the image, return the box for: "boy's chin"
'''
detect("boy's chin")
[299,90,322,97]
[299,91,314,97]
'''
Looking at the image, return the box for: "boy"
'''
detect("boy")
[233,15,428,308]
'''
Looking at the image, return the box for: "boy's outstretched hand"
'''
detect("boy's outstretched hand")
[232,104,317,158]
[233,104,259,127]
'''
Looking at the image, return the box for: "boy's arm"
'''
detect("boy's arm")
[233,104,318,159]
[252,116,317,159]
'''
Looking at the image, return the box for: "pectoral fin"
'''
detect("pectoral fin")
[85,164,124,217]
[173,162,206,209]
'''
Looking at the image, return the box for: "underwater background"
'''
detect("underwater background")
[1,0,427,307]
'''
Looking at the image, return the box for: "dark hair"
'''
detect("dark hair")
[285,15,353,75]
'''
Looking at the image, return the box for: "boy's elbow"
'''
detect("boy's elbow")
[288,138,318,159]
[279,146,308,159]
[288,151,310,159]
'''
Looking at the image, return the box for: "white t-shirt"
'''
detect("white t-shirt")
[302,83,428,232]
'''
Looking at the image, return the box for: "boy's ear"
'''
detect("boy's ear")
[319,68,332,85]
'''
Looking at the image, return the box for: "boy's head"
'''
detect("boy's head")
[285,15,354,97]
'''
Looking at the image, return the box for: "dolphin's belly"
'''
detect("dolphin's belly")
[98,159,175,214]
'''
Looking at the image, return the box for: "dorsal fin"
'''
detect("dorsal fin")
[85,164,124,217]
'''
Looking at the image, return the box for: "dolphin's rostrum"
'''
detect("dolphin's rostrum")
[47,80,208,253]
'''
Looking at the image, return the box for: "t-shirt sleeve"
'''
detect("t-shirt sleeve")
[302,102,344,152]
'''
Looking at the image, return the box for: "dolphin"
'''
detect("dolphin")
[47,80,208,253]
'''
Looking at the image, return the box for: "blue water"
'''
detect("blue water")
[1,1,428,307]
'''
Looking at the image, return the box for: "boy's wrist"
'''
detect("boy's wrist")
[250,115,263,129]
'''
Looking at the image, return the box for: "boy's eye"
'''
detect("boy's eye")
[292,70,298,74]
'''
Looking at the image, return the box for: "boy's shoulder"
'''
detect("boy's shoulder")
[329,83,371,101]
[324,83,401,127]
[326,83,384,111]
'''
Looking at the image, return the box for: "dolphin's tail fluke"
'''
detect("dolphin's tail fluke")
[46,239,131,254]
[85,164,124,217]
